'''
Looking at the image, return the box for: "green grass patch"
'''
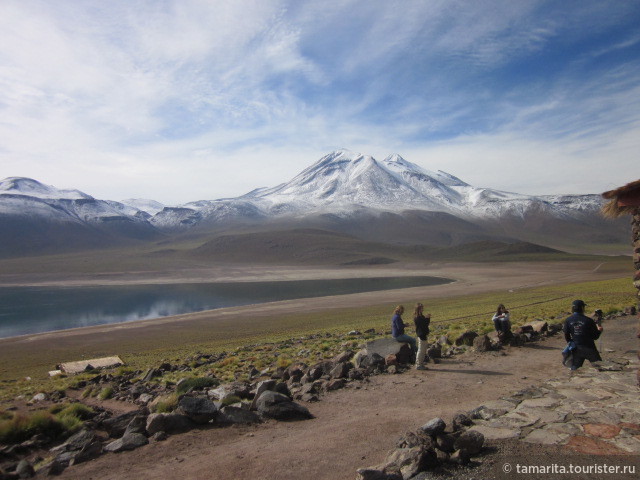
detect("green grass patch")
[97,387,113,400]
[175,376,219,395]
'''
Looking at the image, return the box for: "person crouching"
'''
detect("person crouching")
[563,299,603,371]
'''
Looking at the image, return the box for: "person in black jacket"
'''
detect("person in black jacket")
[563,299,603,370]
[413,303,431,370]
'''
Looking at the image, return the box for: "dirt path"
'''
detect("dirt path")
[58,332,577,480]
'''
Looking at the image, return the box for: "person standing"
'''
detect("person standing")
[391,305,417,361]
[563,299,603,370]
[413,303,431,370]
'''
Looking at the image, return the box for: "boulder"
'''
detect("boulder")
[523,320,548,334]
[146,413,194,435]
[104,432,148,453]
[354,352,386,370]
[356,338,413,366]
[396,430,434,449]
[455,331,478,346]
[102,411,141,438]
[453,430,484,455]
[218,406,261,425]
[452,412,473,431]
[123,414,148,436]
[255,391,313,421]
[208,381,251,401]
[176,396,218,424]
[325,379,346,391]
[330,361,353,379]
[332,350,354,364]
[437,335,452,346]
[16,459,35,478]
[50,429,97,453]
[420,417,446,437]
[250,380,277,410]
[384,446,438,479]
[472,334,492,352]
[436,433,457,453]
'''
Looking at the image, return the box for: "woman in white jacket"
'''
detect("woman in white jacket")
[492,304,511,341]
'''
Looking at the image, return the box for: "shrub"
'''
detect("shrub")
[98,387,113,400]
[220,395,242,407]
[151,393,179,413]
[175,377,219,395]
[0,411,66,444]
[50,403,94,420]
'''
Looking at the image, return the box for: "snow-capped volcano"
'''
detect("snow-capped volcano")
[234,149,593,220]
[0,150,625,257]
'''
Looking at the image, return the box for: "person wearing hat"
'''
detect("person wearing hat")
[563,299,603,370]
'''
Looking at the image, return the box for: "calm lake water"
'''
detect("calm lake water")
[0,276,451,338]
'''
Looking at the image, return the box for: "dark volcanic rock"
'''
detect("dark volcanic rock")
[255,391,313,421]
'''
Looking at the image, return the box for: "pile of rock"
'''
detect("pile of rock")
[356,415,485,480]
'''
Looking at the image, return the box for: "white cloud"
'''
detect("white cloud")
[0,0,638,203]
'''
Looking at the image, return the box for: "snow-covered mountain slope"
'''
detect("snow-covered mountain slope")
[0,150,625,257]
[235,150,603,221]
[0,177,161,257]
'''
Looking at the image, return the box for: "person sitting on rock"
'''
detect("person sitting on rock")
[413,303,431,370]
[391,305,417,361]
[563,299,603,371]
[492,304,512,343]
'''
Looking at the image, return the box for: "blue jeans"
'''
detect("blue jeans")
[394,334,417,357]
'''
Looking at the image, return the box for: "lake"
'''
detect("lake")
[0,276,451,338]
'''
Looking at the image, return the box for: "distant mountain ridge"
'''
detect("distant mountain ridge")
[0,150,627,258]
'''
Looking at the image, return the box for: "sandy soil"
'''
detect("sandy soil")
[54,315,639,480]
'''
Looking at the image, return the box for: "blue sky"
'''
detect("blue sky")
[1,0,639,204]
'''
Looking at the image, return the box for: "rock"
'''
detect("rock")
[583,424,622,439]
[102,411,141,438]
[255,391,313,421]
[348,368,366,381]
[385,446,438,479]
[355,469,402,480]
[30,393,47,403]
[452,412,473,431]
[420,418,446,437]
[329,361,353,379]
[142,368,162,382]
[124,414,148,436]
[396,430,434,449]
[219,406,261,425]
[332,350,354,364]
[150,431,168,442]
[472,334,492,352]
[146,413,194,435]
[454,331,478,346]
[208,381,251,401]
[176,396,218,424]
[104,432,149,453]
[522,320,548,334]
[426,343,441,359]
[51,429,96,453]
[16,459,35,478]
[250,380,278,410]
[356,339,412,366]
[436,433,457,453]
[326,379,346,391]
[453,430,484,455]
[449,449,470,465]
[138,393,154,404]
[437,335,451,346]
[71,440,103,464]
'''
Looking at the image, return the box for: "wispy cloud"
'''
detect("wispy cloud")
[0,0,638,203]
